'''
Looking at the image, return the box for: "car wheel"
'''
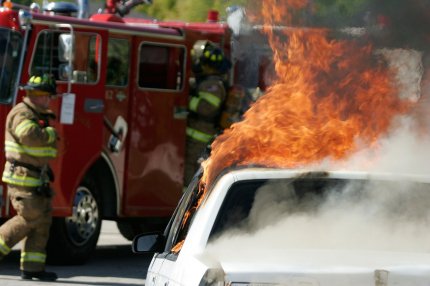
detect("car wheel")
[47,177,102,265]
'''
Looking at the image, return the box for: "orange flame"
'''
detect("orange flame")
[171,0,415,254]
[202,0,411,188]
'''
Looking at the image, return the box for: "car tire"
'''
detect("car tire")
[46,177,101,265]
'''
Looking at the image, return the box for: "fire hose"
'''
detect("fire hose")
[117,0,152,17]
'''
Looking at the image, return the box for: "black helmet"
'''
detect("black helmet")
[23,74,57,95]
[191,40,231,74]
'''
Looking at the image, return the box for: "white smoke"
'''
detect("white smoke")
[207,178,430,257]
[226,6,250,36]
[376,48,423,102]
[323,116,430,175]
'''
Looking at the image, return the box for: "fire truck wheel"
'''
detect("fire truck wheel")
[116,218,170,241]
[116,220,146,241]
[46,177,102,265]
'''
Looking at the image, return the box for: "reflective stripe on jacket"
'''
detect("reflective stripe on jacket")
[2,170,44,187]
[5,140,57,158]
[189,91,222,112]
[186,127,213,143]
[188,77,226,120]
[15,119,57,144]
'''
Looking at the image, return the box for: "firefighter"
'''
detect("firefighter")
[0,74,58,281]
[184,40,231,186]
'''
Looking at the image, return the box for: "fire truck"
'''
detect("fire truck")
[0,0,248,265]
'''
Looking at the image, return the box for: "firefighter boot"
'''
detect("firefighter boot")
[21,270,58,281]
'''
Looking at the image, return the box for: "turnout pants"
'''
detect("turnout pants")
[0,185,52,272]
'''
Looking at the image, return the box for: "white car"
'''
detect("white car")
[133,168,430,285]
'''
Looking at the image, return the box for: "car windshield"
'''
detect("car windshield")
[0,28,22,104]
[209,176,430,253]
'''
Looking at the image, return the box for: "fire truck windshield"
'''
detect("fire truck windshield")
[31,30,101,84]
[0,28,22,104]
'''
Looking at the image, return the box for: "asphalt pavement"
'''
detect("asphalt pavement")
[0,220,153,286]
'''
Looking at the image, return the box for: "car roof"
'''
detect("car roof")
[182,167,430,253]
[214,167,430,185]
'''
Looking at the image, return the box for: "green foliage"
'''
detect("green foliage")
[11,0,371,26]
[11,0,34,5]
[315,0,370,15]
[137,0,370,25]
[312,0,372,26]
[136,0,249,22]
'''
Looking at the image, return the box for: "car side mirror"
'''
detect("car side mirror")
[132,232,165,253]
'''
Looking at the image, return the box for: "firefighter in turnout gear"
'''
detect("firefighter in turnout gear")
[184,40,231,186]
[0,74,58,281]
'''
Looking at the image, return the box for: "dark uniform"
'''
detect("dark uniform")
[184,40,231,186]
[0,74,58,281]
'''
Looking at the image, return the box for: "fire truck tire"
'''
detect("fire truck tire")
[116,221,143,241]
[116,218,170,241]
[46,177,102,265]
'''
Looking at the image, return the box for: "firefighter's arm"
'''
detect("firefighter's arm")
[12,112,57,147]
[189,81,226,118]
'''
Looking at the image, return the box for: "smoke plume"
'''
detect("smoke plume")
[207,178,430,257]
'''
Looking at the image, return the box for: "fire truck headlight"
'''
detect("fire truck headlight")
[18,9,32,29]
[199,268,226,286]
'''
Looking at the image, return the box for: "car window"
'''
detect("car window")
[208,176,430,255]
[209,177,349,240]
[209,180,262,239]
[164,172,202,254]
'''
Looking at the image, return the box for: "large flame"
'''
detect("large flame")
[172,0,416,254]
[201,0,411,188]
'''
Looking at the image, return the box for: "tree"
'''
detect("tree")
[11,0,372,27]
[312,0,372,26]
[136,0,248,22]
[9,0,34,5]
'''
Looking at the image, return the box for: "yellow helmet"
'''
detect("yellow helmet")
[23,74,57,95]
[191,40,230,74]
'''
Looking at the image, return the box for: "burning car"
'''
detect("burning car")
[133,167,430,285]
[134,1,430,284]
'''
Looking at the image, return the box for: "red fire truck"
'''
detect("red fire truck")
[0,0,246,264]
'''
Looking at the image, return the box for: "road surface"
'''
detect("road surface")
[0,220,153,285]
